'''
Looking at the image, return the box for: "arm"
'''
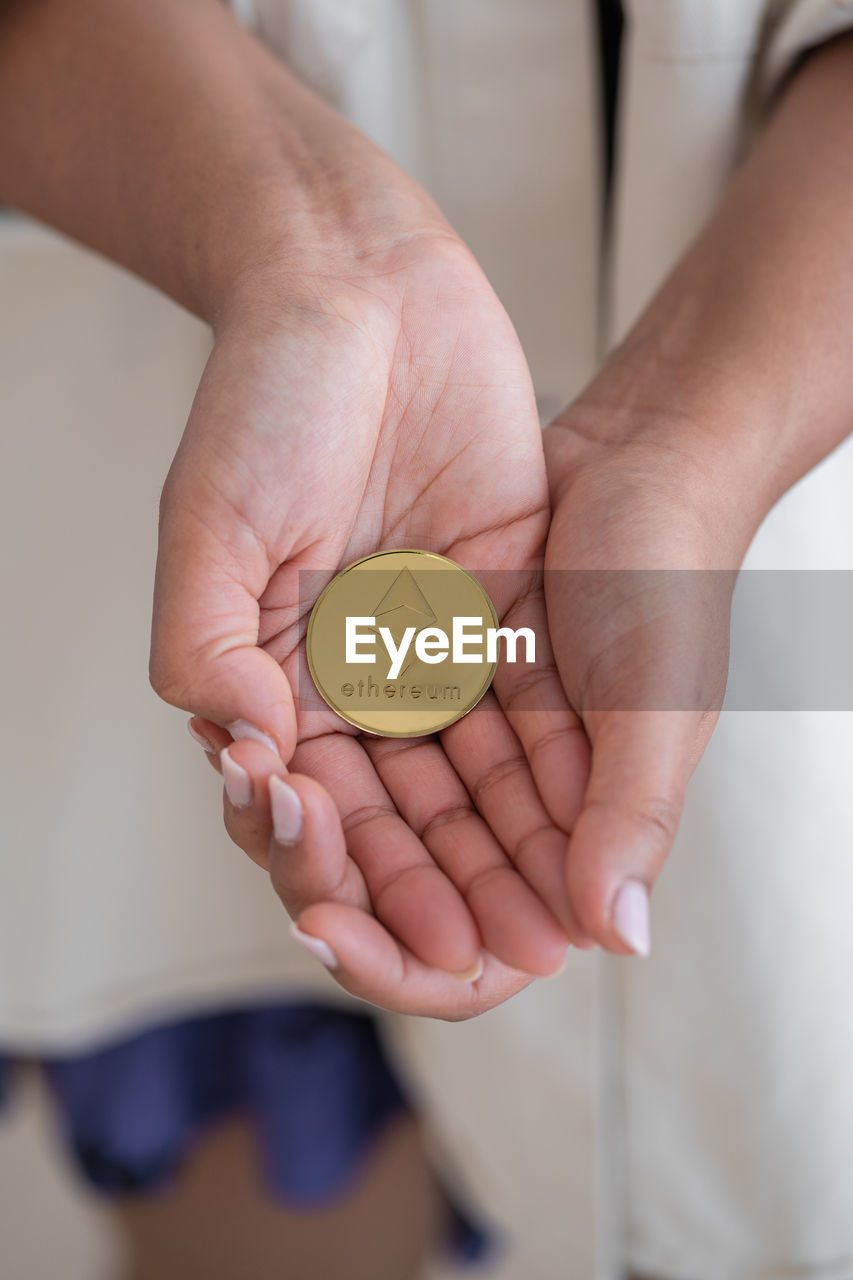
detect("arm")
[543,30,853,955]
[0,0,440,321]
[0,0,580,1011]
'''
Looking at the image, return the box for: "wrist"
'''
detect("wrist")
[550,22,853,538]
[189,90,452,329]
[548,236,810,555]
[546,342,780,567]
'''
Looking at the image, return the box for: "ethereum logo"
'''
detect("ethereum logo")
[372,567,437,634]
[370,568,437,677]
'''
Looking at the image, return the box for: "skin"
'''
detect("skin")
[201,29,853,1014]
[116,1111,445,1280]
[154,229,589,984]
[3,3,853,1018]
[541,26,853,944]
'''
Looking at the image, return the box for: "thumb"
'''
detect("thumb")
[149,490,297,760]
[565,710,711,956]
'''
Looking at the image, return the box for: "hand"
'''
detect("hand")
[191,729,568,1018]
[532,29,853,957]
[151,229,592,1004]
[540,405,739,956]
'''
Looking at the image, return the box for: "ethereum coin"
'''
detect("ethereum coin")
[305,549,501,737]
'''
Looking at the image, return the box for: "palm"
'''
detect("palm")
[155,237,588,984]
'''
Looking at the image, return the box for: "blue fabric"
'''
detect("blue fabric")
[1,1001,493,1267]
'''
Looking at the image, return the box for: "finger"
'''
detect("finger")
[364,734,570,976]
[188,716,232,772]
[219,738,369,908]
[267,771,368,913]
[150,481,296,760]
[441,691,600,949]
[288,902,534,1018]
[490,582,591,835]
[219,738,287,869]
[565,709,707,956]
[293,733,484,980]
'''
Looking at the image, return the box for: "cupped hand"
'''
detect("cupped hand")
[151,229,592,996]
[541,407,739,956]
[192,730,559,1018]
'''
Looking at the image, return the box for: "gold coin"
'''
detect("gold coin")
[305,549,500,737]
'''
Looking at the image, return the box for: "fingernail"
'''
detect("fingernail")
[450,953,484,983]
[270,775,303,845]
[187,719,216,753]
[611,879,651,956]
[290,922,339,970]
[221,747,252,809]
[227,719,280,756]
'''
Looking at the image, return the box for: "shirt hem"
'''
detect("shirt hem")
[0,948,356,1054]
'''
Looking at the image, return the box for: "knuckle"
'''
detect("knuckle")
[585,791,682,848]
[527,720,587,774]
[634,793,682,844]
[465,863,516,898]
[500,662,560,715]
[469,753,527,810]
[419,803,474,845]
[511,821,561,873]
[340,801,397,838]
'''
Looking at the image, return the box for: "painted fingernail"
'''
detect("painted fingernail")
[221,747,252,809]
[290,922,339,970]
[611,879,651,957]
[270,775,303,845]
[227,719,280,756]
[450,953,484,983]
[187,719,216,753]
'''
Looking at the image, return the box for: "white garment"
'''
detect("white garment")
[2,2,853,1276]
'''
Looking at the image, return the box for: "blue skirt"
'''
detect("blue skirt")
[0,1001,493,1268]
